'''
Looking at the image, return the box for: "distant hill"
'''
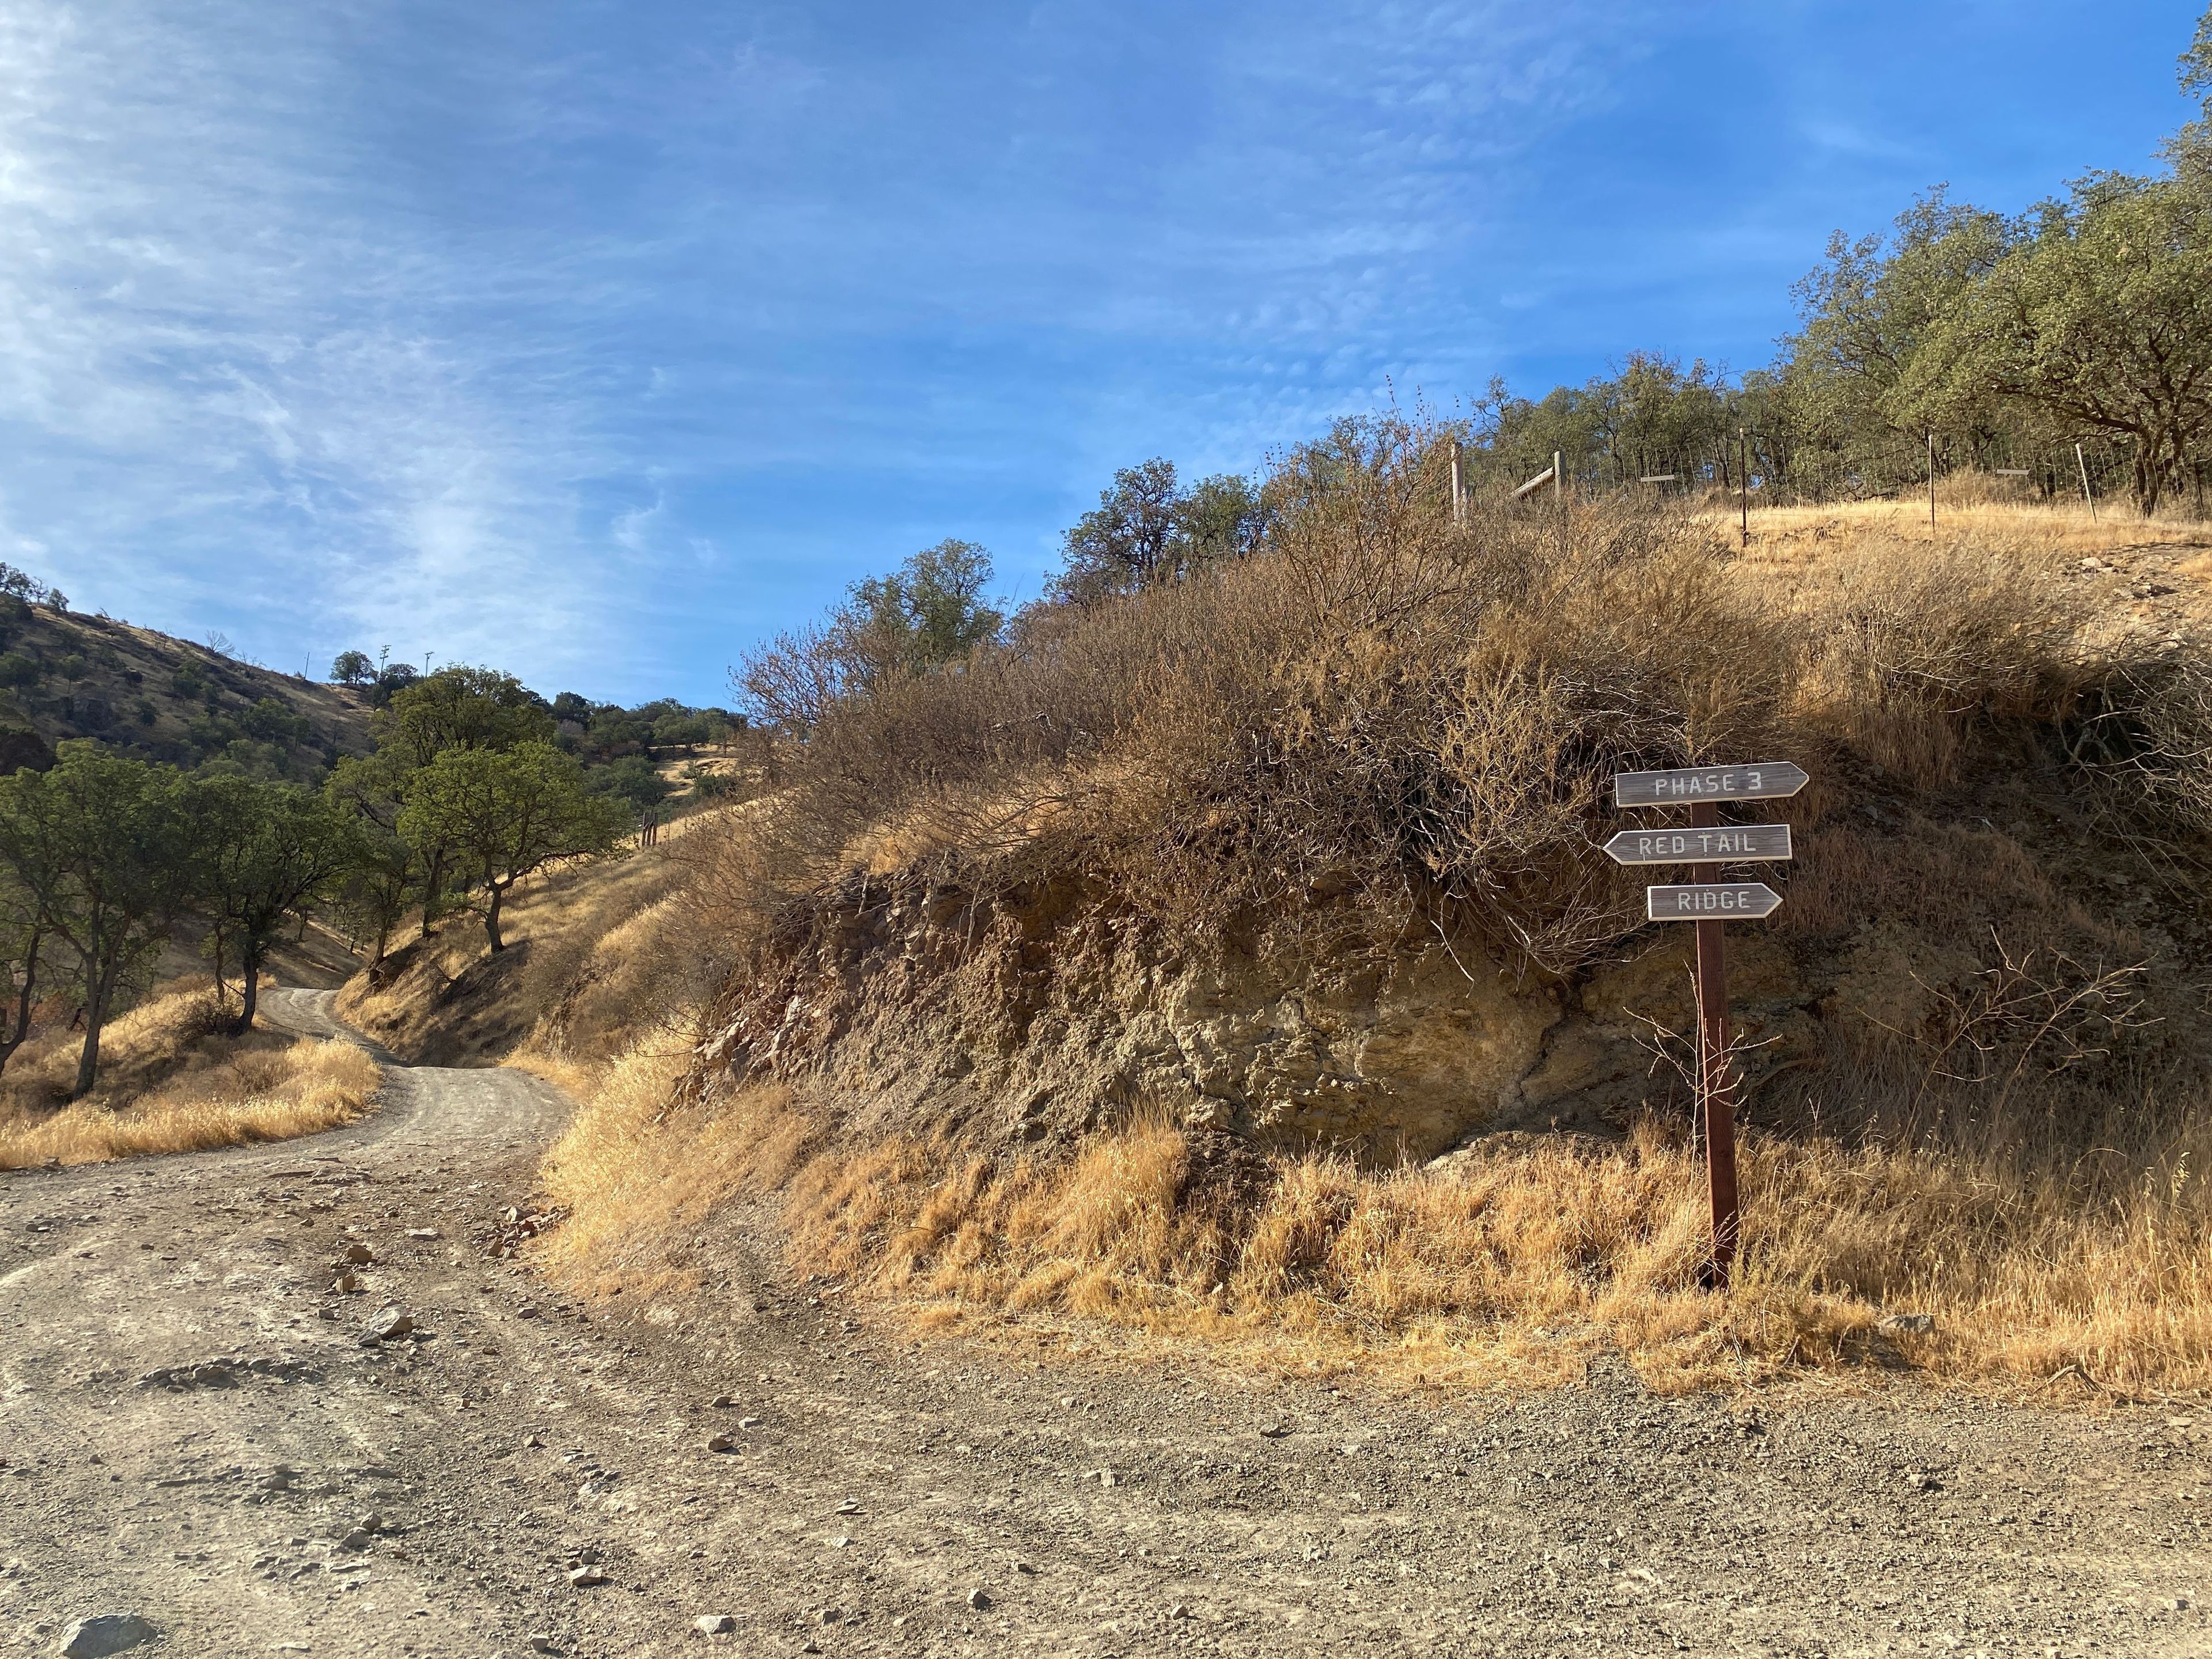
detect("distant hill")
[0,599,370,778]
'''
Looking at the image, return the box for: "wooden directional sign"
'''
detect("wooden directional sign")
[1604,824,1791,866]
[1613,762,1809,808]
[1607,759,1809,1294]
[1646,882,1782,922]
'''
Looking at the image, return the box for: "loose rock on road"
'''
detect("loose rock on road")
[2,989,2207,1656]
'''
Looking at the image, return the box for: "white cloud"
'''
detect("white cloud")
[612,495,667,556]
[0,2,622,685]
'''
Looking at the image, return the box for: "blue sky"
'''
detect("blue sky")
[2,1,2200,704]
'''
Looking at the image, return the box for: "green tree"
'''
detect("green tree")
[329,650,374,687]
[839,540,1004,676]
[1055,460,1183,600]
[1781,188,2017,470]
[324,752,420,977]
[1049,463,1270,604]
[374,666,554,768]
[591,753,674,815]
[1175,473,1271,566]
[187,775,351,1032]
[740,543,1005,733]
[399,743,628,951]
[650,713,711,754]
[372,668,555,934]
[0,746,191,1097]
[0,872,50,1075]
[2183,2,2212,111]
[1907,169,2212,512]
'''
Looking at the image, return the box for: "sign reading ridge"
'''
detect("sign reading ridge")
[1645,882,1783,922]
[1612,762,1808,808]
[1604,824,1791,866]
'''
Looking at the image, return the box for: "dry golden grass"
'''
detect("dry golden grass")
[528,1027,2212,1398]
[1728,494,2212,560]
[0,983,381,1169]
[337,838,711,1069]
[531,1028,798,1297]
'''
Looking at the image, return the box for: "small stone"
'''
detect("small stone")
[1091,1468,1116,1487]
[2170,1596,2190,1611]
[258,1468,297,1492]
[1880,1313,1936,1336]
[830,1536,851,1548]
[1013,1559,1036,1575]
[818,1609,843,1626]
[338,1529,373,1552]
[1169,1603,1191,1619]
[710,1393,734,1408]
[965,1589,991,1611]
[361,1306,413,1346]
[800,1643,822,1656]
[694,1615,736,1634]
[738,1416,760,1430]
[567,1565,608,1588]
[358,1513,385,1535]
[340,1243,373,1265]
[1257,1424,1290,1439]
[331,1271,360,1294]
[58,1615,158,1658]
[406,1228,438,1240]
[834,1499,861,1515]
[528,1637,560,1656]
[1907,1471,1942,1493]
[707,1434,737,1453]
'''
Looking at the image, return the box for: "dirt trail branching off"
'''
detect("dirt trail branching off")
[2,991,2209,1656]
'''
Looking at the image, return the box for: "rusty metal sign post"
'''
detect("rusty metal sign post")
[1608,763,1806,1288]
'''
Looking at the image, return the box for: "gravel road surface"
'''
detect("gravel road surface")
[2,990,2207,1657]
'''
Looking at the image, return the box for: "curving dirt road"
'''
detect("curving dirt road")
[2,991,2209,1658]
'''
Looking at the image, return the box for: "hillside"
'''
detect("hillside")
[338,470,2212,1398]
[0,597,371,777]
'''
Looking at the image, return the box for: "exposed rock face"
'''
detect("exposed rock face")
[1156,945,1559,1157]
[691,800,2184,1165]
[695,872,1710,1161]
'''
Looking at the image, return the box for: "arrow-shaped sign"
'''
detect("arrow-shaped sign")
[1605,824,1792,866]
[1613,762,1809,808]
[1646,882,1782,921]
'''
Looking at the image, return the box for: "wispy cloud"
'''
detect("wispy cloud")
[0,1,2184,704]
[0,3,620,683]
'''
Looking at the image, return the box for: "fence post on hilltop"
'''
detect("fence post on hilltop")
[1449,440,1462,526]
[2077,442,2097,521]
[1927,432,1937,531]
[1739,428,1749,548]
[1553,451,1563,508]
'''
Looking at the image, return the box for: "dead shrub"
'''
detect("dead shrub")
[710,417,1848,979]
[1782,541,2083,786]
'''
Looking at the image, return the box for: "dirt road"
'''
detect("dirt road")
[3,992,2208,1658]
